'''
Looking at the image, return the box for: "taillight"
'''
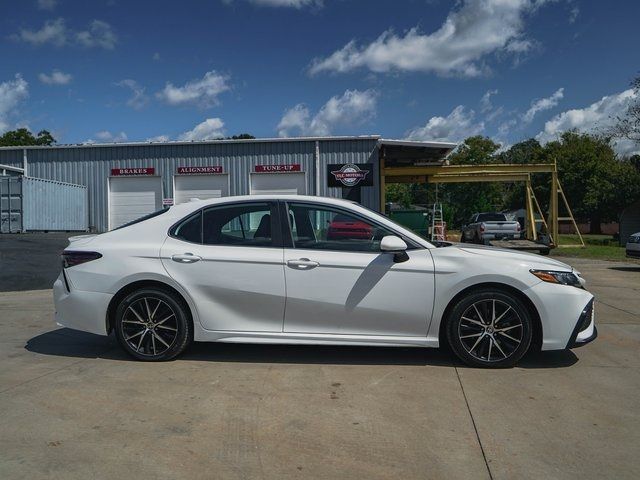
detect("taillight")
[516,223,521,231]
[480,223,485,232]
[62,251,102,268]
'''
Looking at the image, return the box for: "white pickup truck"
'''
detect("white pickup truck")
[461,212,521,244]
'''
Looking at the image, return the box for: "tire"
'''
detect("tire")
[445,289,533,368]
[115,288,192,361]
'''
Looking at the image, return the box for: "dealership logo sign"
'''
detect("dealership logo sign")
[110,167,155,176]
[330,163,370,187]
[177,166,223,174]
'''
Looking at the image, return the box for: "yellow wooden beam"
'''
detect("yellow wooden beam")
[428,173,530,183]
[382,163,556,177]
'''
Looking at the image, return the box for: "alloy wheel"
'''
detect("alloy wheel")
[120,297,179,357]
[457,298,524,363]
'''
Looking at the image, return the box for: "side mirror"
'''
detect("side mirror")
[380,235,409,263]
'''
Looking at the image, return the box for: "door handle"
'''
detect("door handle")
[287,258,319,269]
[172,253,202,264]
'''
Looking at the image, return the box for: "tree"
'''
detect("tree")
[0,128,56,147]
[609,75,640,146]
[227,133,255,140]
[545,132,640,233]
[439,136,505,227]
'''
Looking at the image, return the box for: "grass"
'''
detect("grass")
[553,234,629,261]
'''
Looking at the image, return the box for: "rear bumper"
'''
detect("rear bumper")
[53,272,112,336]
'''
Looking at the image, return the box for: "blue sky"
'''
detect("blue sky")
[0,0,638,153]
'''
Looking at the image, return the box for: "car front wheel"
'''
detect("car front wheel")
[446,289,533,368]
[115,288,192,361]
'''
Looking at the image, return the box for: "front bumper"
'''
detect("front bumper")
[626,249,640,259]
[567,298,597,348]
[53,272,112,336]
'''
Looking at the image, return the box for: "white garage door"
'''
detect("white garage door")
[250,172,307,195]
[174,174,229,205]
[109,176,162,230]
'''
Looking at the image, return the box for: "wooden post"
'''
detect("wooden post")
[525,179,537,241]
[549,162,559,246]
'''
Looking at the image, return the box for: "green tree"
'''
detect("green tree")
[385,183,412,208]
[545,132,640,233]
[439,136,505,227]
[0,128,56,147]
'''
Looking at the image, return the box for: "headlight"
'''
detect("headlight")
[530,269,582,287]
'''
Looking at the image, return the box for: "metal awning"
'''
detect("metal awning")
[378,139,457,167]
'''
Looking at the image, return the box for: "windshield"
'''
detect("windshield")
[477,213,507,222]
[114,207,170,230]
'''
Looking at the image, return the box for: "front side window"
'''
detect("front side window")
[203,203,274,247]
[287,203,395,252]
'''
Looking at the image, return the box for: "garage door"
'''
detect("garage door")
[250,172,307,195]
[109,176,162,230]
[174,174,229,205]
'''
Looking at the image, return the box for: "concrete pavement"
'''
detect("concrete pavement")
[0,258,638,479]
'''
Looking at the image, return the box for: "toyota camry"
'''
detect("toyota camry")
[53,195,597,367]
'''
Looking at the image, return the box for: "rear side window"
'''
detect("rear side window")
[203,203,275,247]
[171,211,202,243]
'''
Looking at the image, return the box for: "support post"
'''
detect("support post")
[379,155,386,214]
[22,149,28,177]
[525,179,537,241]
[549,163,559,246]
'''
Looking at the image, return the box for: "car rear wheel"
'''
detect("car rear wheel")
[446,289,532,368]
[115,288,192,361]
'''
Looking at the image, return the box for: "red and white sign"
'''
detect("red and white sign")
[162,198,174,206]
[111,167,155,176]
[254,164,301,173]
[177,166,223,174]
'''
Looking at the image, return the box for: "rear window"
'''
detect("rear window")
[477,213,507,222]
[114,207,170,230]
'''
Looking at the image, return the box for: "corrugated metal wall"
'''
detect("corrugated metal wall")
[0,138,380,232]
[0,176,22,233]
[23,177,88,231]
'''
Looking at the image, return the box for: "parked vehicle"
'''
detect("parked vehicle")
[326,214,374,240]
[461,212,521,243]
[53,195,596,368]
[626,232,640,259]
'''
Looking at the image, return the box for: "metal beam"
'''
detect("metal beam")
[0,163,25,173]
[428,173,530,183]
[382,163,556,176]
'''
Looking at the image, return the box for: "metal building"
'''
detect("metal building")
[0,136,455,233]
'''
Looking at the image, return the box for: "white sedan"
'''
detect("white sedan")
[53,195,596,367]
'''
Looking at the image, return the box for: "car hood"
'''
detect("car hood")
[451,243,573,271]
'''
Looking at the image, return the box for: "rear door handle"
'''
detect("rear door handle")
[287,258,319,269]
[172,253,202,264]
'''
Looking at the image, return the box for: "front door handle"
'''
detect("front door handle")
[172,253,202,264]
[287,258,319,269]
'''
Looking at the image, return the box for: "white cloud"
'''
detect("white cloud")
[38,69,72,85]
[97,130,127,142]
[480,89,498,112]
[37,0,57,11]
[522,87,564,123]
[75,20,118,49]
[309,0,551,77]
[225,0,322,8]
[405,105,484,142]
[147,135,170,142]
[569,5,579,23]
[179,118,226,141]
[152,52,161,61]
[157,71,231,108]
[13,18,117,49]
[116,79,148,109]
[14,18,67,46]
[536,89,639,155]
[277,89,377,137]
[0,74,29,133]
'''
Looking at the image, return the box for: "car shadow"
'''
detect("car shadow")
[609,266,640,272]
[26,327,579,369]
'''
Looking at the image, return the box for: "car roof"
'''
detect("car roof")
[168,195,356,214]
